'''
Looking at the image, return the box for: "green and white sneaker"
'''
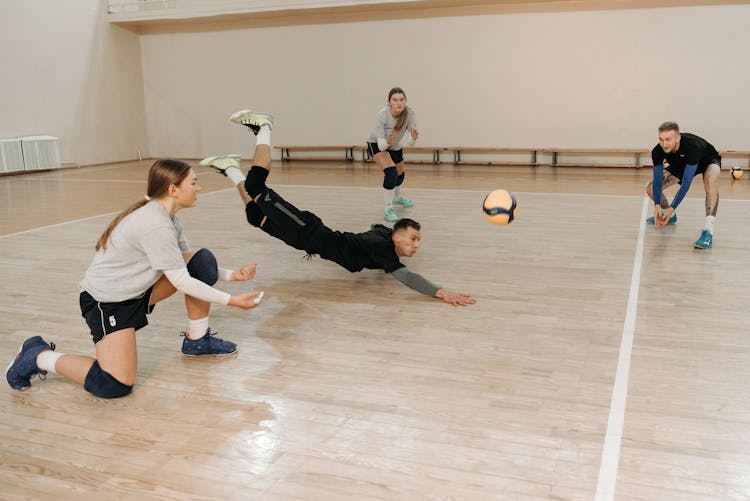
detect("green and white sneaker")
[694,229,713,249]
[384,207,397,222]
[229,109,273,135]
[200,155,241,176]
[393,196,413,207]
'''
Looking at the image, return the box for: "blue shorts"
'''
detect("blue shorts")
[80,287,155,344]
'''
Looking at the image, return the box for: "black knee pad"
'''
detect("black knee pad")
[244,166,270,199]
[245,202,264,227]
[383,166,398,189]
[187,248,218,285]
[84,361,133,399]
[396,172,405,186]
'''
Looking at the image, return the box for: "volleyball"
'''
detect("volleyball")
[483,189,517,225]
[730,167,743,180]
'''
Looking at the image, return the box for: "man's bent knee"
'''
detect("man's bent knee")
[704,164,721,182]
[84,361,133,398]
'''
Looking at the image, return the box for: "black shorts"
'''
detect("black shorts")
[667,157,722,182]
[367,142,404,164]
[256,189,333,252]
[80,287,155,344]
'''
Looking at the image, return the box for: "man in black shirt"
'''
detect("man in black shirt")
[647,122,721,249]
[203,109,475,306]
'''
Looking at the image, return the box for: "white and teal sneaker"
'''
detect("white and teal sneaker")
[694,230,713,249]
[229,110,273,134]
[200,155,241,176]
[392,196,413,207]
[384,207,398,222]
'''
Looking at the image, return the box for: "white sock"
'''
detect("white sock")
[256,124,271,147]
[225,166,246,186]
[704,215,716,233]
[394,186,401,200]
[187,317,210,340]
[384,188,394,209]
[36,350,63,374]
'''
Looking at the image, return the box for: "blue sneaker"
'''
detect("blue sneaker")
[384,207,397,222]
[181,329,237,357]
[6,336,55,391]
[694,230,713,249]
[393,196,414,207]
[646,214,677,225]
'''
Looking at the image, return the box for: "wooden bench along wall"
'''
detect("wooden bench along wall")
[357,146,445,164]
[276,146,357,162]
[451,147,538,166]
[542,148,651,168]
[274,145,750,169]
[720,150,750,169]
[278,146,538,166]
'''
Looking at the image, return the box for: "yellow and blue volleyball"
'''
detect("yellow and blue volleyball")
[730,167,744,180]
[483,189,517,225]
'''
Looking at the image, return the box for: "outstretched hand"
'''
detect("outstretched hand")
[229,291,263,310]
[436,288,476,307]
[230,263,257,281]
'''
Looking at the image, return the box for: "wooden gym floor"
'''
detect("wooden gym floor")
[1,160,749,500]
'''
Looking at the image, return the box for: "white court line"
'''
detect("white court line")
[0,211,121,239]
[20,178,147,184]
[594,195,649,501]
[0,189,233,240]
[273,184,647,199]
[0,163,141,181]
[0,187,647,240]
[4,185,747,240]
[276,184,750,203]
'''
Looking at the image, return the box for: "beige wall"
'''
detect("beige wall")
[0,1,148,166]
[140,4,750,159]
[2,3,748,165]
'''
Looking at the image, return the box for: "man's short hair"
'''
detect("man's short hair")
[658,121,680,134]
[394,218,420,232]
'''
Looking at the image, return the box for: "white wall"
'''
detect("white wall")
[2,3,747,166]
[0,1,149,166]
[140,4,750,159]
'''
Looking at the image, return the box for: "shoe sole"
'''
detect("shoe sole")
[694,242,712,249]
[182,349,239,358]
[199,155,241,167]
[230,110,273,126]
[199,156,219,166]
[5,341,31,391]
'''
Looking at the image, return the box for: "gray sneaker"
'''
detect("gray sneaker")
[199,155,241,176]
[229,109,273,135]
